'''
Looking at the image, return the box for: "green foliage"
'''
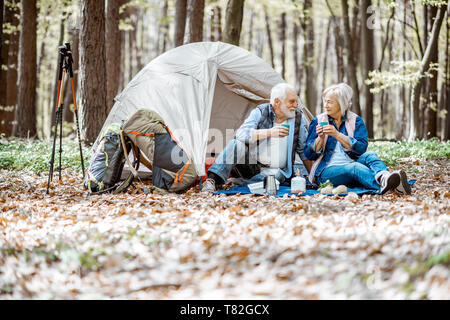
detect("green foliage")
[425,250,450,268]
[119,0,155,13]
[1,246,59,263]
[397,250,450,277]
[0,137,90,172]
[365,61,440,94]
[368,138,450,166]
[318,180,333,190]
[78,249,102,271]
[422,0,448,7]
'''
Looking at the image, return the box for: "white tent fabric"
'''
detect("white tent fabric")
[96,41,291,176]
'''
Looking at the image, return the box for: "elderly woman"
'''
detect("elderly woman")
[305,83,411,195]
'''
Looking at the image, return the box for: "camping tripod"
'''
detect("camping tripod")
[46,42,85,195]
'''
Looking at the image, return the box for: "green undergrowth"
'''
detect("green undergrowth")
[0,137,90,172]
[367,138,450,167]
[0,137,449,172]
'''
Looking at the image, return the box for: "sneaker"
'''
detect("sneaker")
[201,178,216,193]
[378,171,401,195]
[395,169,412,195]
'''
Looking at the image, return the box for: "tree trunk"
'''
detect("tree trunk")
[279,13,286,80]
[0,0,19,137]
[425,5,438,139]
[6,0,18,118]
[301,0,317,111]
[13,0,37,138]
[361,0,375,138]
[106,0,121,113]
[247,10,255,51]
[223,0,244,46]
[320,19,331,116]
[0,0,3,76]
[333,20,345,83]
[160,1,169,53]
[209,5,215,42]
[137,11,145,71]
[325,0,344,82]
[79,0,107,145]
[0,0,8,135]
[256,13,264,58]
[214,6,222,41]
[129,8,138,77]
[397,0,408,140]
[419,4,430,139]
[264,10,275,69]
[35,5,51,137]
[340,0,361,115]
[118,0,128,92]
[50,20,65,131]
[293,23,300,90]
[351,0,360,65]
[174,0,187,47]
[444,5,450,140]
[185,0,204,43]
[408,5,446,141]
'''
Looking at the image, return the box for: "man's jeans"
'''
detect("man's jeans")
[207,139,286,185]
[318,151,387,190]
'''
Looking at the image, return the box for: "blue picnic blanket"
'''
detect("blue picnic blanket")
[214,180,416,197]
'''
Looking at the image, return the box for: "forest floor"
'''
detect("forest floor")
[0,141,449,299]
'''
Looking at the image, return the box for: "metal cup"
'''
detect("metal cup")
[264,175,277,196]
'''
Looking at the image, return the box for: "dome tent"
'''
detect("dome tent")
[95,41,312,177]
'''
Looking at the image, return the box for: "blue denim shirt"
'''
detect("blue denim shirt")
[235,103,308,179]
[304,112,368,178]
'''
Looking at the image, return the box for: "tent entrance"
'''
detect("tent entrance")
[206,77,259,156]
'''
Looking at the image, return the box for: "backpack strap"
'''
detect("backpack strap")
[120,130,139,177]
[291,109,302,173]
[113,132,145,194]
[344,111,357,138]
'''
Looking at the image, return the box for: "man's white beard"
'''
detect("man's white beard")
[281,102,296,119]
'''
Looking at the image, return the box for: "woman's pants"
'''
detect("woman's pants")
[318,151,387,190]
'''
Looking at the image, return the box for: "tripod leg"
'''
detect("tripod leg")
[59,103,63,180]
[47,46,66,195]
[46,108,60,194]
[57,71,66,181]
[71,77,85,177]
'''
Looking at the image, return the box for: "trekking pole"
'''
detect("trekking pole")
[46,46,66,194]
[64,42,85,177]
[58,73,65,181]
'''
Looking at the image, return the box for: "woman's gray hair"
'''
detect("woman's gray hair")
[322,83,353,116]
[270,83,296,105]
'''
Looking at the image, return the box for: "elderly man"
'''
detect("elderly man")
[201,83,312,193]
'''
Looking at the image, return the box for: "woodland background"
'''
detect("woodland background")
[0,0,449,300]
[0,0,449,145]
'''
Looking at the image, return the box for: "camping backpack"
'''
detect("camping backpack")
[83,123,139,194]
[121,109,198,193]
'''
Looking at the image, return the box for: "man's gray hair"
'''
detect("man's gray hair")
[270,83,296,105]
[322,83,353,116]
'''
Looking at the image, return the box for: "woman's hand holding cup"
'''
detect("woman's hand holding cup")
[316,121,328,139]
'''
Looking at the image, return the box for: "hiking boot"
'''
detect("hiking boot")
[201,178,216,193]
[395,169,412,195]
[376,171,401,195]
